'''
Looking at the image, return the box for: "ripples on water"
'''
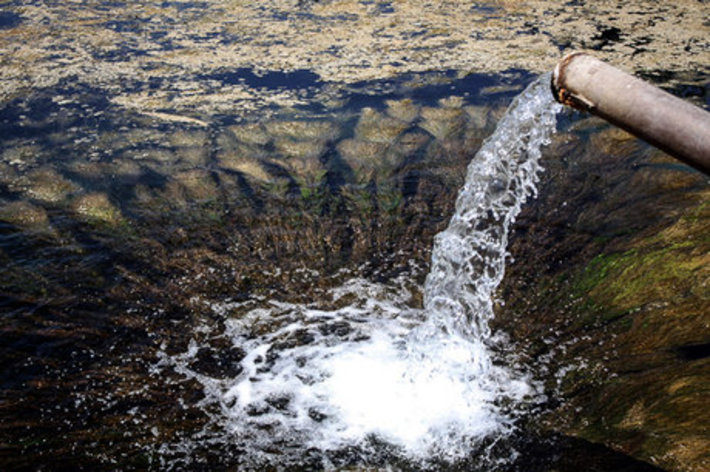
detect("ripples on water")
[150,76,561,470]
[2,51,701,472]
[0,65,540,469]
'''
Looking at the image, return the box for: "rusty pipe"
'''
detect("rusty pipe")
[551,52,710,175]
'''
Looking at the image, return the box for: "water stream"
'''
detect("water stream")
[154,75,562,469]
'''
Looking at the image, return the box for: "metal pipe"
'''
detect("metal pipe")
[551,52,710,175]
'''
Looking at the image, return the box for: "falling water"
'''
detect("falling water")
[156,75,561,469]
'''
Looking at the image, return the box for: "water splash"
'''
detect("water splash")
[155,74,561,469]
[422,74,561,339]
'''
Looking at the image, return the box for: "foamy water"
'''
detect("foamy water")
[155,75,561,469]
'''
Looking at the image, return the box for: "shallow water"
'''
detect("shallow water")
[0,59,534,468]
[1,2,708,471]
[150,76,559,470]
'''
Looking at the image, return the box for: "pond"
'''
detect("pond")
[1,1,708,471]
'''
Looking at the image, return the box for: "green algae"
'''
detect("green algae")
[544,192,710,471]
[492,113,710,472]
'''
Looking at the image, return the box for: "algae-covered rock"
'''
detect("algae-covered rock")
[0,200,53,232]
[464,105,492,130]
[265,120,340,142]
[168,129,209,149]
[438,96,465,109]
[419,106,466,140]
[229,123,272,147]
[336,138,389,180]
[72,192,124,226]
[391,132,430,158]
[170,129,210,166]
[272,138,328,185]
[163,170,219,205]
[0,162,19,186]
[1,142,44,170]
[128,147,178,165]
[385,98,420,123]
[21,167,79,204]
[354,107,409,143]
[215,131,273,182]
[220,156,273,183]
[587,126,640,159]
[274,138,327,161]
[496,123,710,472]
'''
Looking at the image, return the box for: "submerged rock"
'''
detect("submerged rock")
[265,120,340,142]
[354,107,410,143]
[496,123,710,472]
[168,129,209,149]
[229,123,272,147]
[1,143,44,170]
[219,156,273,183]
[464,105,492,130]
[589,126,640,158]
[216,132,273,182]
[419,105,466,140]
[392,132,430,159]
[163,170,219,205]
[336,138,389,180]
[385,98,420,123]
[274,137,328,184]
[72,192,124,226]
[274,138,327,161]
[0,200,53,233]
[169,129,210,166]
[21,167,79,204]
